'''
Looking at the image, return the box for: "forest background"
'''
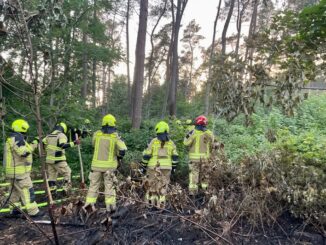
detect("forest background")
[0,0,325,232]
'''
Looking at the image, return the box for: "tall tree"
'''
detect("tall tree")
[131,0,148,128]
[221,0,236,56]
[146,0,169,118]
[126,0,132,112]
[204,0,222,115]
[81,32,88,99]
[245,0,259,63]
[180,19,204,99]
[235,0,249,58]
[166,0,188,116]
[92,0,97,108]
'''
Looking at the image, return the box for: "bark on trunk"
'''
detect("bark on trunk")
[92,0,97,108]
[92,58,96,108]
[15,1,59,243]
[102,64,107,106]
[221,0,235,56]
[131,0,148,129]
[184,44,193,99]
[146,0,167,118]
[204,0,222,115]
[81,32,88,99]
[168,0,188,116]
[106,67,111,113]
[235,0,244,58]
[245,0,259,63]
[126,0,131,114]
[161,29,174,118]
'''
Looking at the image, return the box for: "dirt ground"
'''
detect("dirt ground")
[0,201,325,245]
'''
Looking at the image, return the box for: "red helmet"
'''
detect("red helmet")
[195,115,208,126]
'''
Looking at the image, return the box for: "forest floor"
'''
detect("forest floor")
[0,198,325,245]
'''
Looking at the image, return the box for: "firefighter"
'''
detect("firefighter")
[43,122,79,193]
[4,119,43,217]
[84,114,127,213]
[142,121,179,208]
[184,115,214,195]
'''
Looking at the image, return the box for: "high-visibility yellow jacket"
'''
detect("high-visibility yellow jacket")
[43,130,74,164]
[184,129,214,162]
[186,125,195,133]
[91,130,127,172]
[4,132,38,178]
[142,138,179,169]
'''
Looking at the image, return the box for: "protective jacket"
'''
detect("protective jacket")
[91,128,127,172]
[142,138,179,169]
[186,125,195,133]
[4,132,38,178]
[184,129,214,161]
[43,130,74,164]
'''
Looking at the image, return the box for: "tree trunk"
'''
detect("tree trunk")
[221,0,235,56]
[131,0,148,128]
[235,0,244,58]
[185,44,194,99]
[168,0,188,116]
[245,0,259,63]
[106,67,111,113]
[161,29,174,118]
[204,0,222,115]
[102,64,107,106]
[92,58,96,108]
[15,1,59,243]
[146,0,167,119]
[63,27,72,84]
[126,0,131,115]
[92,0,97,108]
[81,32,88,99]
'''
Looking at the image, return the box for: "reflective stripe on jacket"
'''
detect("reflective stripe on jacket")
[184,129,214,161]
[142,138,178,169]
[4,132,37,178]
[43,130,72,164]
[91,130,127,171]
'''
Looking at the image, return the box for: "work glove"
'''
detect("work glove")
[139,163,147,175]
[74,139,81,145]
[70,128,82,141]
[32,137,40,144]
[117,158,122,171]
[185,130,194,139]
[172,165,177,174]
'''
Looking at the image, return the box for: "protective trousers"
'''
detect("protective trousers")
[6,175,39,215]
[47,161,71,191]
[85,170,117,212]
[145,168,171,208]
[188,160,210,195]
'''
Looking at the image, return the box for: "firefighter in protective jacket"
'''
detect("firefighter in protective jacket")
[184,115,214,195]
[84,114,127,212]
[142,121,179,208]
[43,122,79,192]
[4,119,42,217]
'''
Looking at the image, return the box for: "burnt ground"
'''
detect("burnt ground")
[0,176,325,245]
[0,202,325,245]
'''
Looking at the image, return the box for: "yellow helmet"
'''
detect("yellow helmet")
[102,114,116,127]
[84,119,90,124]
[12,119,30,133]
[176,120,182,125]
[186,119,192,125]
[57,122,68,134]
[155,121,169,134]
